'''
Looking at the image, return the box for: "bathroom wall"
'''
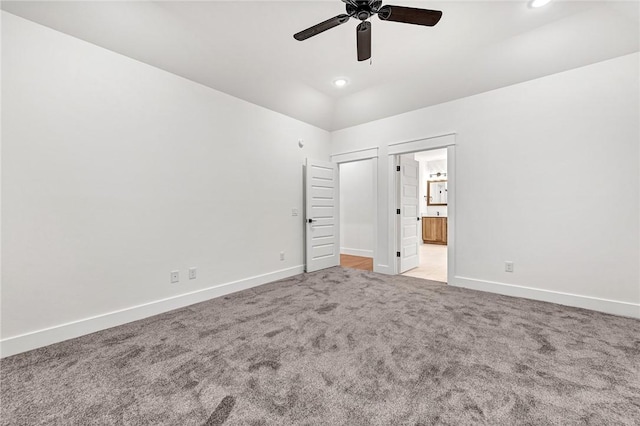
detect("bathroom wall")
[417,155,448,218]
[424,159,448,217]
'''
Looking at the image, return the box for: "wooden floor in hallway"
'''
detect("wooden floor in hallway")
[340,254,373,271]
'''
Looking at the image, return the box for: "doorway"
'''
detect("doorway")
[305,150,379,274]
[400,149,448,282]
[339,159,375,271]
[390,139,454,284]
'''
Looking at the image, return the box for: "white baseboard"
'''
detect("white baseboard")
[374,264,393,274]
[0,265,304,358]
[340,247,374,257]
[451,276,640,319]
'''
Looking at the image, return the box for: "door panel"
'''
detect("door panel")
[399,155,420,273]
[310,186,334,199]
[305,159,340,272]
[309,224,335,239]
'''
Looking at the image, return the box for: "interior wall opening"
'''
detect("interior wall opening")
[398,148,448,283]
[339,158,375,271]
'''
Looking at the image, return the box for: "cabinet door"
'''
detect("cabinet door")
[422,219,429,242]
[434,218,444,242]
[422,218,436,243]
[423,217,447,244]
[441,218,448,244]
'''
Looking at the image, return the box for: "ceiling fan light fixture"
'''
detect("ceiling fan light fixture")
[333,78,348,87]
[530,0,551,8]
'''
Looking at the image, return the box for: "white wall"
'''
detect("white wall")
[1,13,331,354]
[419,158,448,218]
[340,159,374,257]
[332,53,640,317]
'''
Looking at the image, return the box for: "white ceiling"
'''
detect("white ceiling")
[414,148,447,162]
[3,1,638,131]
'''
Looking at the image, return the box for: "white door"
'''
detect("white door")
[305,159,340,272]
[398,155,420,273]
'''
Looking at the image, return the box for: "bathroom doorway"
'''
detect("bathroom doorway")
[398,148,448,283]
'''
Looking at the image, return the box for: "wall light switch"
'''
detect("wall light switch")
[505,261,514,273]
[280,251,285,261]
[188,267,197,280]
[171,270,179,283]
[292,208,299,216]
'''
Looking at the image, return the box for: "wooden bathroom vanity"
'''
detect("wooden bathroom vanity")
[422,216,447,245]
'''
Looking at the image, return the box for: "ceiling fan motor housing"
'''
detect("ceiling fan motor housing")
[346,0,383,21]
[357,10,370,20]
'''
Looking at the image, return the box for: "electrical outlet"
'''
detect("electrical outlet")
[292,208,299,216]
[170,270,179,283]
[188,267,197,280]
[505,261,514,273]
[280,251,285,261]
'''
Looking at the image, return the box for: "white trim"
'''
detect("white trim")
[340,247,374,257]
[446,145,456,285]
[451,276,640,319]
[375,264,392,274]
[394,155,402,273]
[0,265,304,358]
[386,156,399,275]
[331,147,379,164]
[388,134,456,155]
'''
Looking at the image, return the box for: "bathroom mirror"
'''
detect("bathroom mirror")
[427,180,448,206]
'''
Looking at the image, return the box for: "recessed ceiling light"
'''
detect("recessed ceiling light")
[333,78,348,88]
[530,0,551,8]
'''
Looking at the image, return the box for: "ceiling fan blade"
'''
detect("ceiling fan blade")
[356,21,371,62]
[293,14,350,41]
[378,5,442,27]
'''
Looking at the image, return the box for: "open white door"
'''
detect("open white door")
[305,159,340,272]
[398,155,420,273]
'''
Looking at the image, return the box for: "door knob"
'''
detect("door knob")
[308,218,315,223]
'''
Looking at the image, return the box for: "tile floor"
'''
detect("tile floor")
[402,243,447,283]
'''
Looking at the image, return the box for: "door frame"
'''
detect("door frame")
[388,134,456,283]
[331,147,379,270]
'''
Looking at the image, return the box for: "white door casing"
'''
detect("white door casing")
[398,155,420,273]
[305,159,340,272]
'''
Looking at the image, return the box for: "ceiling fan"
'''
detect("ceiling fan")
[293,0,443,62]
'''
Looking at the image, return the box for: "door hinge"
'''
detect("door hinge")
[396,166,401,172]
[396,209,401,215]
[396,251,401,258]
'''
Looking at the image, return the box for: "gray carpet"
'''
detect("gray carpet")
[2,267,639,425]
